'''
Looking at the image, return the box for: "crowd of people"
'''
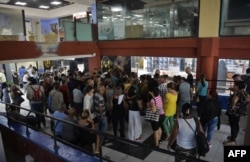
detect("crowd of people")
[1,64,249,161]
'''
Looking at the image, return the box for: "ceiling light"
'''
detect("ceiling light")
[15,1,27,6]
[39,5,50,9]
[111,7,123,12]
[51,1,62,5]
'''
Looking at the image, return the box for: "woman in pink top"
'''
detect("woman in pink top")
[148,88,165,147]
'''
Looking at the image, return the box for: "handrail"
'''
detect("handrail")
[0,102,207,162]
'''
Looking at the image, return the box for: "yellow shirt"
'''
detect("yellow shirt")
[124,83,131,92]
[164,93,178,116]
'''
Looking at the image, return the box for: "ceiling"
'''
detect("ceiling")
[0,0,72,10]
[0,0,93,19]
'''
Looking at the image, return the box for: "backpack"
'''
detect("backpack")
[30,86,42,101]
[185,117,209,157]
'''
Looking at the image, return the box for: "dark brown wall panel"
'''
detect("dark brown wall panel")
[57,42,98,56]
[0,41,41,61]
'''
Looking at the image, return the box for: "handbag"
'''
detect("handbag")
[184,118,209,157]
[145,108,160,122]
[145,97,161,121]
[15,95,25,104]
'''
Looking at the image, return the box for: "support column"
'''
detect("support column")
[197,38,220,89]
[199,0,221,37]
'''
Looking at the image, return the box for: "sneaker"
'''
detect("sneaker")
[223,140,236,146]
[208,142,212,148]
[135,137,142,142]
[94,151,100,155]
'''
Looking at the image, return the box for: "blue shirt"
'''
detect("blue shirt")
[53,111,67,136]
[197,81,208,96]
[19,66,26,79]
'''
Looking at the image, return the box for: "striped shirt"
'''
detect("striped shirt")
[93,92,106,116]
[151,95,164,115]
[158,82,168,102]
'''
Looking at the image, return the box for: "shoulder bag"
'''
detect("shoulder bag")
[145,98,160,122]
[184,117,209,157]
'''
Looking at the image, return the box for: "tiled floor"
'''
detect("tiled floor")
[0,97,247,162]
[101,114,247,162]
[0,132,7,162]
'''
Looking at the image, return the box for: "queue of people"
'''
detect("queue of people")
[1,64,250,161]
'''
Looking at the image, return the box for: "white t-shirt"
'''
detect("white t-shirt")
[0,72,6,83]
[23,74,29,83]
[177,118,197,149]
[83,94,95,118]
[83,94,93,111]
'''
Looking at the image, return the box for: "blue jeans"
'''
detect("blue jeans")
[203,116,218,143]
[30,102,45,127]
[97,115,107,133]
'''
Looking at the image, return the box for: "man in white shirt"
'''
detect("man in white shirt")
[73,82,83,119]
[0,69,7,101]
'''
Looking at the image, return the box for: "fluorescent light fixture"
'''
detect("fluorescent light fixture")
[15,1,27,6]
[111,6,122,12]
[51,1,62,5]
[39,5,50,9]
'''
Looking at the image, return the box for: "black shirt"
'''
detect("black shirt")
[199,98,221,129]
[186,73,194,88]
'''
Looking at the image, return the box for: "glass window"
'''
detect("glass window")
[101,55,197,79]
[220,0,250,36]
[0,7,24,41]
[131,56,196,78]
[217,59,250,94]
[97,0,199,40]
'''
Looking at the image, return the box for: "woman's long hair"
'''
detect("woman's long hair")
[200,73,206,87]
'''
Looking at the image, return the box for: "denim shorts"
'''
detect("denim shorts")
[97,115,107,133]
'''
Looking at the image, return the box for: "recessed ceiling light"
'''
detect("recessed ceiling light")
[39,5,50,9]
[51,1,62,5]
[15,1,27,6]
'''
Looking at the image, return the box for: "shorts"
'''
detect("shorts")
[151,114,165,131]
